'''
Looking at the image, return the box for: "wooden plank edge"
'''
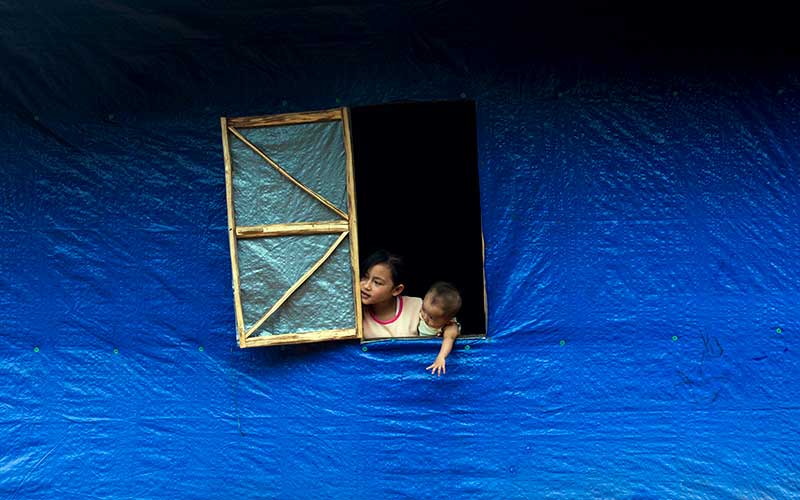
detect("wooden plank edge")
[236,220,348,238]
[221,117,247,345]
[241,328,358,348]
[341,106,363,340]
[228,108,342,128]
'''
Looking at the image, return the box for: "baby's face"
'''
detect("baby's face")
[420,293,450,329]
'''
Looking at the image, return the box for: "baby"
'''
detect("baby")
[420,282,462,376]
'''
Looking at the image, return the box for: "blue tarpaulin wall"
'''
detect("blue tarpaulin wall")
[2,2,799,498]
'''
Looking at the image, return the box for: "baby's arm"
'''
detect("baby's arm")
[425,323,460,376]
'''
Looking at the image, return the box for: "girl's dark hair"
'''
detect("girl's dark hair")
[361,250,406,286]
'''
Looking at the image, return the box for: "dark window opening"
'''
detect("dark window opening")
[350,100,486,338]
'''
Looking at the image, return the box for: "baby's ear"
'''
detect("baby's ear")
[392,283,405,296]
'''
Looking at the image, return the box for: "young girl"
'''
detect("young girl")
[360,251,462,375]
[360,250,423,339]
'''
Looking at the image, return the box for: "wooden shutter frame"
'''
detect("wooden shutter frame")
[222,108,362,347]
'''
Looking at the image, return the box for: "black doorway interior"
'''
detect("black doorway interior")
[350,100,486,337]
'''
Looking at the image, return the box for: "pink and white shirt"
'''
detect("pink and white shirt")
[362,296,423,339]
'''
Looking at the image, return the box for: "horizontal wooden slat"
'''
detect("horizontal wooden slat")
[227,109,342,128]
[236,221,348,239]
[241,328,358,348]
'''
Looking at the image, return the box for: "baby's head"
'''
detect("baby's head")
[420,281,462,331]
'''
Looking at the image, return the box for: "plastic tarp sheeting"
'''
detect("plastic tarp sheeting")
[231,123,349,225]
[229,120,354,337]
[2,2,799,499]
[237,234,354,335]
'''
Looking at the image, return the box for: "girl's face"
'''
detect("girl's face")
[360,263,403,306]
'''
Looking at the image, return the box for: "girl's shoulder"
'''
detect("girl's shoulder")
[400,295,423,316]
[402,296,422,305]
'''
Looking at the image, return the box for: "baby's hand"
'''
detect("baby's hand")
[426,356,446,376]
